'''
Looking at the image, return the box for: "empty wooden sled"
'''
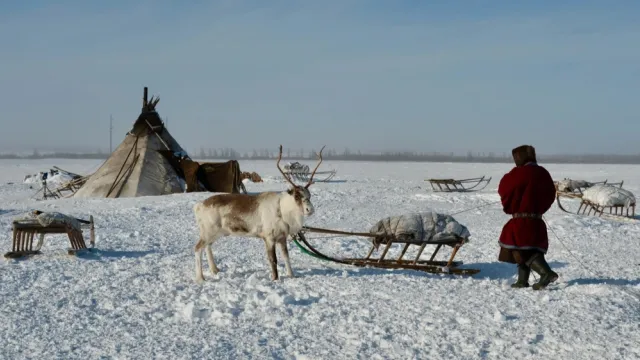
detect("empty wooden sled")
[425,176,491,192]
[293,226,479,276]
[4,212,95,259]
[283,158,336,183]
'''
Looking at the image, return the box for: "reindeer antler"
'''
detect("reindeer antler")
[277,145,297,187]
[305,145,326,188]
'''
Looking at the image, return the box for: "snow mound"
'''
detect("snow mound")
[369,211,471,243]
[582,184,636,207]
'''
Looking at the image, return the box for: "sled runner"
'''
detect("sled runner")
[425,176,491,192]
[283,162,337,183]
[4,211,95,259]
[52,176,90,198]
[293,212,480,276]
[556,184,637,222]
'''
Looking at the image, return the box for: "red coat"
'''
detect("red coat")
[498,163,556,253]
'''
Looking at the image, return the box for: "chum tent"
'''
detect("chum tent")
[73,87,245,198]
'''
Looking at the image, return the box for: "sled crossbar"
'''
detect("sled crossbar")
[4,216,95,259]
[425,176,491,192]
[296,226,480,275]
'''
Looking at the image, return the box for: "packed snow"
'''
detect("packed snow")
[1,159,639,359]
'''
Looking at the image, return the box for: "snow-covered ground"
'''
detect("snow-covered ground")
[1,158,639,359]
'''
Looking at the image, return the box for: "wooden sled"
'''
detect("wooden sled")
[426,176,491,192]
[28,166,89,200]
[293,226,480,276]
[4,213,95,259]
[32,177,88,200]
[54,176,89,198]
[556,193,637,222]
[554,178,623,197]
[284,170,337,183]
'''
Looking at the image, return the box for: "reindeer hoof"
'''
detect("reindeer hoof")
[271,275,279,281]
[210,267,220,275]
[195,276,205,284]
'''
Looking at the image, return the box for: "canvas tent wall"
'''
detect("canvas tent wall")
[73,87,247,198]
[74,88,190,198]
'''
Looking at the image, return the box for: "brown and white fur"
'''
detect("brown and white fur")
[193,145,325,282]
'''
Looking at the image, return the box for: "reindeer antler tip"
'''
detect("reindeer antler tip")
[305,144,325,188]
[276,144,296,187]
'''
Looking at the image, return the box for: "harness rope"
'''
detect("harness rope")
[294,198,639,303]
[450,200,639,300]
[453,201,638,300]
[544,216,640,302]
[449,200,501,216]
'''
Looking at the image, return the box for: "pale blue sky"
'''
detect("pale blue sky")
[1,1,639,155]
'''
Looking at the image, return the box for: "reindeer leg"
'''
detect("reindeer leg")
[264,238,279,281]
[194,238,206,283]
[205,245,220,275]
[278,238,294,278]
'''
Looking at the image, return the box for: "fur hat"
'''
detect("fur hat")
[511,145,537,166]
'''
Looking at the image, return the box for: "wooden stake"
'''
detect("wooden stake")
[89,215,95,247]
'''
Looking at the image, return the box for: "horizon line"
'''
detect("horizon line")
[3,150,640,165]
[1,147,639,157]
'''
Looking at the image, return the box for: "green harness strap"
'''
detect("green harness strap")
[291,236,332,262]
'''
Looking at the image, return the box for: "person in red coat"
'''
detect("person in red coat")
[498,145,559,290]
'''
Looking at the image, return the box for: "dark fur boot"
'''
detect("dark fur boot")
[511,264,530,288]
[528,255,559,290]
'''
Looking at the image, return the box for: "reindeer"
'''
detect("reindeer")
[192,145,325,282]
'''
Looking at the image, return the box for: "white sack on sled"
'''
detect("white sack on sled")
[368,211,471,243]
[556,179,592,192]
[582,184,636,207]
[13,211,82,231]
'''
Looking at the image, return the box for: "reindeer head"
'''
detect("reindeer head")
[277,145,325,216]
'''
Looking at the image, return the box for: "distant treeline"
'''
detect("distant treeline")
[1,148,640,164]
